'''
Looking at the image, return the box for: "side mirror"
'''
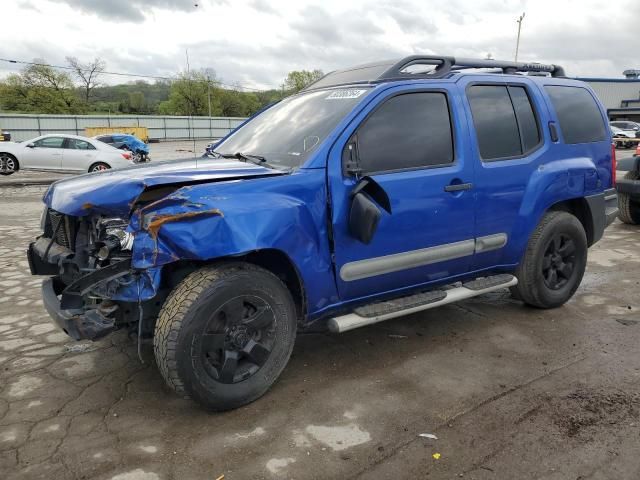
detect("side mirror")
[26,143,35,148]
[348,177,391,244]
[349,192,382,244]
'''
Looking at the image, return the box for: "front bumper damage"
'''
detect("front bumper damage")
[41,277,118,340]
[28,234,157,341]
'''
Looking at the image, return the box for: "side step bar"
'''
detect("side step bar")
[328,274,517,333]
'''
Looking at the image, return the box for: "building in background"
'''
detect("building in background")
[580,71,640,122]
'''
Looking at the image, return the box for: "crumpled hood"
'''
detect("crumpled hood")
[43,157,286,217]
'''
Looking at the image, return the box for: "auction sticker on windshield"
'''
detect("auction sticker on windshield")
[326,89,368,100]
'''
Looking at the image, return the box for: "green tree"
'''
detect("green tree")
[158,70,222,116]
[219,89,261,117]
[283,69,324,93]
[128,91,146,113]
[0,62,82,113]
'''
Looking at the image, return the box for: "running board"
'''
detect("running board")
[328,274,517,333]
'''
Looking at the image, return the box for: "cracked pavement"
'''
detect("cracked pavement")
[1,181,640,480]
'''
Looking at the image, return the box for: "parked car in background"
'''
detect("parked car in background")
[93,134,150,163]
[0,130,10,141]
[611,125,636,149]
[28,56,618,411]
[0,134,137,175]
[610,120,640,136]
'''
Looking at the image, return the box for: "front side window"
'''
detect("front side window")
[34,137,65,148]
[217,88,371,169]
[545,85,607,144]
[467,84,540,160]
[353,92,454,174]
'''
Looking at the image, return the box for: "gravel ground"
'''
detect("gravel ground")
[0,158,639,479]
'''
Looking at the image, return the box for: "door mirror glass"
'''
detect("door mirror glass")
[349,192,381,244]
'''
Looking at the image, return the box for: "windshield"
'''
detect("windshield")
[216,87,371,169]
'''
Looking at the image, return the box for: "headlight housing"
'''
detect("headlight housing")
[95,217,134,259]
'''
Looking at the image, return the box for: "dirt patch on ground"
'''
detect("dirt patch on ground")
[551,389,640,438]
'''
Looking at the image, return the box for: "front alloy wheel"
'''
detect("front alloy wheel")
[196,295,276,384]
[154,264,297,411]
[0,154,17,175]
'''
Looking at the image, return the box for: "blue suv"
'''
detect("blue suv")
[28,56,618,410]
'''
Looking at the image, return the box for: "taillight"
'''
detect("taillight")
[611,142,616,186]
[121,152,132,160]
[636,144,640,156]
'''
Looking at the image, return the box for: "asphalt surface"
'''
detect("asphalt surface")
[0,150,639,479]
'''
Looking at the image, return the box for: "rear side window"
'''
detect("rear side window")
[467,85,541,160]
[545,86,607,144]
[355,92,454,174]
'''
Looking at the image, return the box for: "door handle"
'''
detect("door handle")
[444,182,473,192]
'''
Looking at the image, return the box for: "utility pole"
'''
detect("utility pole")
[206,73,212,139]
[515,12,525,62]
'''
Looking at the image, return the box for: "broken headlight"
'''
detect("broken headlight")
[95,218,134,260]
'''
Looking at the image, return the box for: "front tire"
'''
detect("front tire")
[511,211,587,309]
[0,153,18,175]
[618,171,640,225]
[154,264,297,411]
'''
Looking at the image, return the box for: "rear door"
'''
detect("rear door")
[459,78,547,269]
[21,136,65,170]
[62,138,99,172]
[328,85,476,301]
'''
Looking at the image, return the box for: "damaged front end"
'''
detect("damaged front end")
[28,209,161,341]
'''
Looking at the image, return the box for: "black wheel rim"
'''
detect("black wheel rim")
[194,295,276,384]
[542,233,576,290]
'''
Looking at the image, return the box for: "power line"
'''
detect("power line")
[0,57,268,92]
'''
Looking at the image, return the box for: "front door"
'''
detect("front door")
[22,136,65,170]
[328,86,476,301]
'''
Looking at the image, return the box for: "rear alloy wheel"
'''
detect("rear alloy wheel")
[618,171,640,225]
[154,264,297,411]
[511,211,587,309]
[0,153,18,176]
[89,162,110,173]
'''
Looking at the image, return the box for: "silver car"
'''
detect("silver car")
[0,134,138,175]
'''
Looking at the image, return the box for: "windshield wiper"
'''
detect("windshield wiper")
[209,150,281,170]
[233,152,267,164]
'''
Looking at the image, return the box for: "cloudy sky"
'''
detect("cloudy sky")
[1,0,637,90]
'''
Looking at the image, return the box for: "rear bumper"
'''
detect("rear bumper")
[616,178,640,197]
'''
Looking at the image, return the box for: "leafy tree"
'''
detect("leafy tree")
[0,62,82,113]
[219,89,260,117]
[283,69,324,93]
[66,56,106,104]
[158,70,222,116]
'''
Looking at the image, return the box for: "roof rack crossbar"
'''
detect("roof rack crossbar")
[378,55,566,79]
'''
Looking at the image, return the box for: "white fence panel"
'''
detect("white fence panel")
[0,114,247,141]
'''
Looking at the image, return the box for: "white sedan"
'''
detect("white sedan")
[0,134,138,175]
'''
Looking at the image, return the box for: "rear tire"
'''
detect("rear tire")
[618,171,640,225]
[0,153,18,176]
[511,211,587,309]
[88,162,110,173]
[154,263,297,411]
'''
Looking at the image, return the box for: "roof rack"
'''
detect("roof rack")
[304,55,566,91]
